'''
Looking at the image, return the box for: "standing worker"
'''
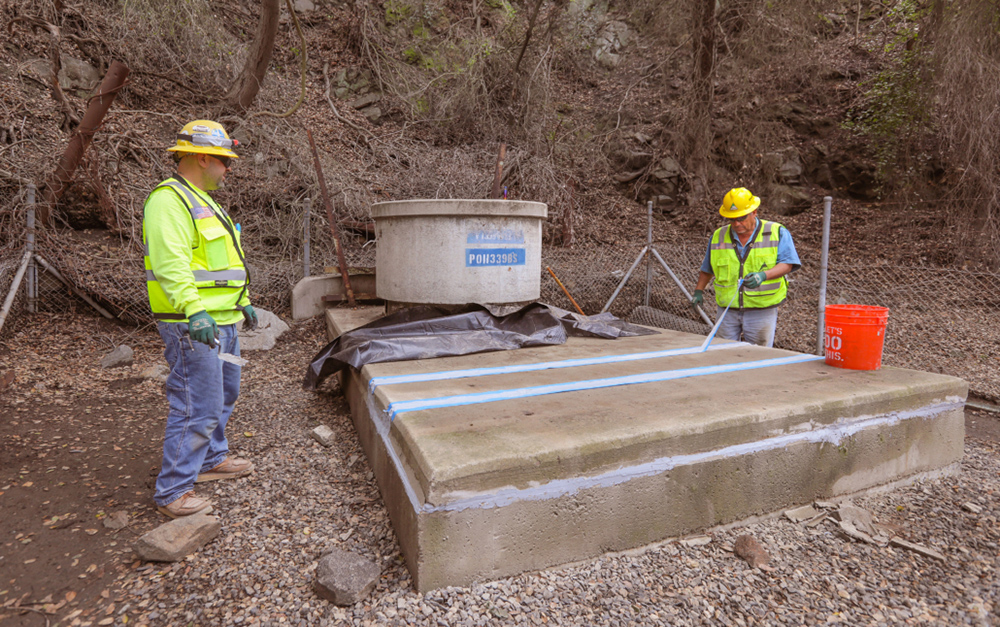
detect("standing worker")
[690,187,800,347]
[143,120,258,518]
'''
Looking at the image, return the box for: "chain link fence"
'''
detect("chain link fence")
[2,197,998,403]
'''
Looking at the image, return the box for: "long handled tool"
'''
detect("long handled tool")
[699,278,743,351]
[546,266,584,315]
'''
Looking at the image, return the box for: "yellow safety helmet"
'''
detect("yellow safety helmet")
[167,120,240,159]
[718,187,760,219]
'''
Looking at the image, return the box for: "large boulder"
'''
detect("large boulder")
[238,308,289,351]
[767,185,813,217]
[762,148,803,185]
[27,56,101,95]
[593,21,630,68]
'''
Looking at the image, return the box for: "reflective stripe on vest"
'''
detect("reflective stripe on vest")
[709,220,787,309]
[143,178,248,320]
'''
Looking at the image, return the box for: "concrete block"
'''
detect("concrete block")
[313,548,381,605]
[336,317,967,591]
[291,274,378,321]
[133,514,221,562]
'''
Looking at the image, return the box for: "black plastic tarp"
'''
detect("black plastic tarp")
[302,302,658,390]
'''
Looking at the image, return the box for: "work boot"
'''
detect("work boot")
[157,492,213,519]
[196,457,255,483]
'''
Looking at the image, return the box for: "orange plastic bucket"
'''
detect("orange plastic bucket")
[824,304,889,370]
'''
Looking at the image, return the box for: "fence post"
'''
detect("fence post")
[816,196,832,355]
[644,200,652,306]
[26,183,36,313]
[303,197,311,278]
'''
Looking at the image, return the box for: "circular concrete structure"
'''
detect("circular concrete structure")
[372,199,547,306]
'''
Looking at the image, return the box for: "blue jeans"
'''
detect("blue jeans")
[154,321,241,506]
[716,305,778,347]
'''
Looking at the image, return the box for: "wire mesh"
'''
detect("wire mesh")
[2,198,999,403]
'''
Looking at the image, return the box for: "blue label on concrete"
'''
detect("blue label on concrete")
[466,248,526,267]
[467,228,524,245]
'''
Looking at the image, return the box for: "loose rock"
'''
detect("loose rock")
[140,364,169,383]
[313,548,381,606]
[100,345,134,369]
[311,425,336,447]
[733,534,771,571]
[103,511,129,530]
[133,514,221,562]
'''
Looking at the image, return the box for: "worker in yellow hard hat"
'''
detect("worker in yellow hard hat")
[143,120,257,518]
[690,187,801,347]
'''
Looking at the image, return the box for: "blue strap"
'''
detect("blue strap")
[387,353,824,420]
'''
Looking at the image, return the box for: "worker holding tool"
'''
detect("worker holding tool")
[143,120,257,518]
[690,187,800,347]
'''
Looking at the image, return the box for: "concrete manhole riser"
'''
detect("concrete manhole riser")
[330,312,966,592]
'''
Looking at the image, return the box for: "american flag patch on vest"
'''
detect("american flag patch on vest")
[193,206,214,219]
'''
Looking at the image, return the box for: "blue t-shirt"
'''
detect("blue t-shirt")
[700,218,801,274]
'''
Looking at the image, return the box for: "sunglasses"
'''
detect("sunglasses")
[212,155,233,169]
[727,214,752,223]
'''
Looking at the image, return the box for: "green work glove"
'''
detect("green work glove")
[690,289,704,308]
[188,311,218,347]
[743,271,767,289]
[242,304,259,331]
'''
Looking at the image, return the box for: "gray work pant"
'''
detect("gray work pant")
[716,305,778,347]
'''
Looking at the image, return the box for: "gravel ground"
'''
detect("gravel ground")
[3,314,998,626]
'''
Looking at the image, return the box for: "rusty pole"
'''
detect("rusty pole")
[39,60,130,225]
[306,129,355,306]
[490,143,506,199]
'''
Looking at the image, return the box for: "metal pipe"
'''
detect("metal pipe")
[644,200,652,306]
[303,197,311,278]
[816,196,832,355]
[33,254,114,319]
[26,184,36,313]
[0,251,30,334]
[306,129,354,306]
[601,246,648,313]
[649,248,714,326]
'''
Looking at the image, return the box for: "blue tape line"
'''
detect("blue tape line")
[368,342,748,393]
[388,353,824,420]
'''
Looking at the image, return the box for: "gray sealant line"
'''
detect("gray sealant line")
[364,382,963,515]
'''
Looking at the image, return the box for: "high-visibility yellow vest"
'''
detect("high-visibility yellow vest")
[143,177,249,322]
[709,219,787,309]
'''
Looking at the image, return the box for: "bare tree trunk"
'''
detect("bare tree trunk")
[685,0,717,208]
[224,0,280,112]
[514,0,546,74]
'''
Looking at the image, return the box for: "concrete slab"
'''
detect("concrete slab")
[329,311,967,591]
[324,305,385,342]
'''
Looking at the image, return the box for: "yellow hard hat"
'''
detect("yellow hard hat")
[167,120,240,159]
[718,187,760,218]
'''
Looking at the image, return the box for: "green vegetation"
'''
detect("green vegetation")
[843,0,933,189]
